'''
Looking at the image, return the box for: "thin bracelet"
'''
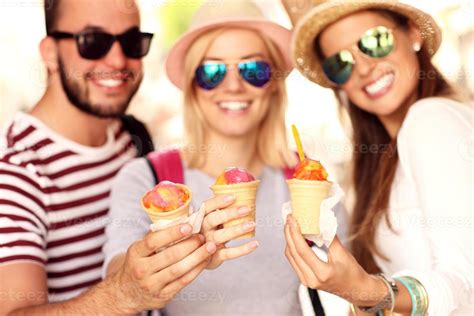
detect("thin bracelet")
[350,305,390,316]
[375,274,395,315]
[412,277,429,314]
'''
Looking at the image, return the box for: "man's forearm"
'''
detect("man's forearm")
[9,273,133,316]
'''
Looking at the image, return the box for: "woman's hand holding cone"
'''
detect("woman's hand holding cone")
[284,214,388,307]
[201,195,260,269]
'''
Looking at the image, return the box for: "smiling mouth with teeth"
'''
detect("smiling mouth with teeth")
[87,70,135,89]
[217,101,251,111]
[96,79,126,88]
[364,72,395,97]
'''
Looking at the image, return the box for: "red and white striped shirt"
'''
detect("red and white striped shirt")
[0,112,137,302]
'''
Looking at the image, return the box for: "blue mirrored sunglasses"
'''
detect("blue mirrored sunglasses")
[195,60,272,90]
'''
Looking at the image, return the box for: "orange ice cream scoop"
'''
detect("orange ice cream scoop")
[142,181,190,212]
[215,167,256,185]
[294,159,328,181]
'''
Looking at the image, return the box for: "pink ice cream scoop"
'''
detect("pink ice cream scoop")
[142,181,190,212]
[214,167,256,185]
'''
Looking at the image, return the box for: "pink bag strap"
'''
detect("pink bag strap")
[282,152,300,180]
[283,165,295,180]
[146,149,184,184]
[147,150,297,183]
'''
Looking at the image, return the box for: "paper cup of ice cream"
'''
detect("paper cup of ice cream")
[141,181,192,223]
[287,159,332,235]
[210,167,260,239]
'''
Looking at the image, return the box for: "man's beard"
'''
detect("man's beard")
[58,58,142,118]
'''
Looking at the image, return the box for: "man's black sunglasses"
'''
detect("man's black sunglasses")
[49,27,154,60]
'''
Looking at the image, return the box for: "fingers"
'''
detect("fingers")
[133,224,193,257]
[203,195,236,215]
[208,240,259,269]
[158,260,209,301]
[155,241,217,286]
[285,246,307,286]
[284,218,319,286]
[215,240,259,261]
[147,234,205,274]
[210,220,255,244]
[287,215,327,272]
[202,206,250,232]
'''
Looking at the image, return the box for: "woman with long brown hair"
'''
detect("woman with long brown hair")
[284,0,472,315]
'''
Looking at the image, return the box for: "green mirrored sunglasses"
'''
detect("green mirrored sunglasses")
[322,26,395,85]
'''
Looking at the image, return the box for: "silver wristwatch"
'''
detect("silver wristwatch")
[358,273,399,313]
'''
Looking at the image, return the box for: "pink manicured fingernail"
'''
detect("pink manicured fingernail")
[238,206,250,215]
[206,242,216,253]
[224,195,235,202]
[249,241,259,249]
[180,225,192,235]
[243,221,256,230]
[198,234,205,242]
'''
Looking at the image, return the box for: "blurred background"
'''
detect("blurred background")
[0,0,473,184]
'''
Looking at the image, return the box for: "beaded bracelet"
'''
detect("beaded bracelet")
[350,274,397,316]
[350,304,392,316]
[376,274,396,315]
[394,276,429,315]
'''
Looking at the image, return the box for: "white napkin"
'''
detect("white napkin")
[282,183,344,247]
[149,204,206,233]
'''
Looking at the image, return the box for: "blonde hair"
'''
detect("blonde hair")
[182,26,296,169]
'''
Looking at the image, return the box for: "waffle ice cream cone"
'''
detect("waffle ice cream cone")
[141,184,192,223]
[210,180,260,239]
[286,179,332,235]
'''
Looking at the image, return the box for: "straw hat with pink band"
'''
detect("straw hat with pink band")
[165,0,293,90]
[285,0,442,88]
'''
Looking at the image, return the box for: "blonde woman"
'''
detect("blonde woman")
[102,1,346,315]
[284,0,472,315]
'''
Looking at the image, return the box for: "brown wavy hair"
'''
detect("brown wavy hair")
[316,10,459,273]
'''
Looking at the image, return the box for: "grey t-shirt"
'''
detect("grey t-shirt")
[103,158,348,316]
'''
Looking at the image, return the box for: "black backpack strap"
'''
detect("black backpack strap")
[146,158,159,185]
[309,288,325,315]
[120,115,154,157]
